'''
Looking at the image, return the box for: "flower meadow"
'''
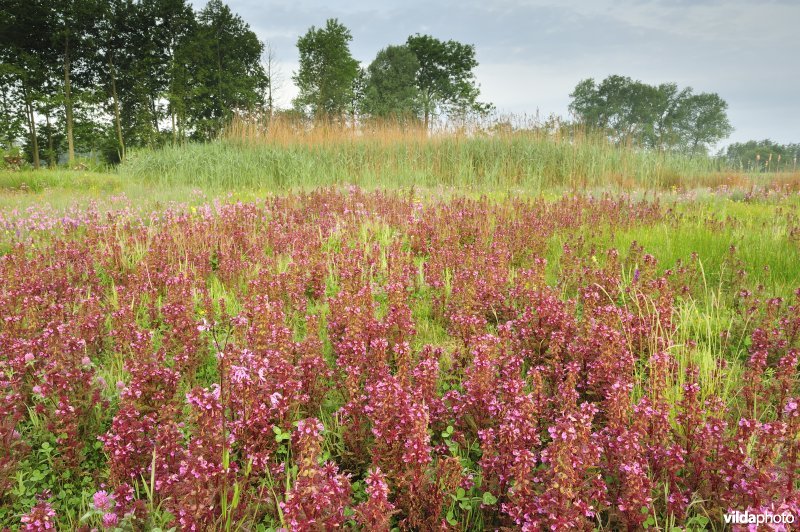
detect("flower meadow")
[1,187,800,531]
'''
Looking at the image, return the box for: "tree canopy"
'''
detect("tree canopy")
[724,140,799,172]
[0,0,269,164]
[569,75,733,154]
[179,0,267,139]
[361,45,420,121]
[405,34,489,127]
[292,18,360,120]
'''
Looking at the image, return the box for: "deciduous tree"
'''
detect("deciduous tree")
[405,34,487,128]
[569,75,732,153]
[177,0,266,139]
[293,18,360,121]
[361,45,420,121]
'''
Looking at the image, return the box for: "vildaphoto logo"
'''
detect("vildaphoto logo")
[723,510,795,525]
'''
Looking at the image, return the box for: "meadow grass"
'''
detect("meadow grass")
[607,198,800,296]
[117,117,732,191]
[0,169,122,194]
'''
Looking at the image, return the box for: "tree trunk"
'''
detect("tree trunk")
[216,34,223,136]
[23,90,40,169]
[171,106,177,145]
[267,82,273,118]
[46,111,54,167]
[151,95,159,140]
[64,34,76,165]
[1,86,13,148]
[109,54,125,161]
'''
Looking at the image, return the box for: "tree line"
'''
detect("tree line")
[292,19,489,129]
[0,1,489,166]
[723,140,799,172]
[1,1,748,168]
[1,0,270,166]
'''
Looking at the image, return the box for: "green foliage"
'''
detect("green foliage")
[96,0,197,150]
[725,139,800,172]
[569,75,733,153]
[0,64,25,149]
[293,19,360,120]
[0,0,267,164]
[362,45,421,120]
[178,0,267,139]
[405,34,490,127]
[0,413,107,529]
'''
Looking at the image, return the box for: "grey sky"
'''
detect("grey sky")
[193,0,799,147]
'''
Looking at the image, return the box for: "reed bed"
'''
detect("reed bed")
[119,116,725,191]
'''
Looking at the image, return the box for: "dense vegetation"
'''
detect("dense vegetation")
[0,0,489,168]
[120,119,728,191]
[0,0,269,165]
[1,183,800,530]
[724,140,800,173]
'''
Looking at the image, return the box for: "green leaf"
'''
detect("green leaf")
[482,491,497,505]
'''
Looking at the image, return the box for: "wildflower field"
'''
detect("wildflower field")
[1,179,800,530]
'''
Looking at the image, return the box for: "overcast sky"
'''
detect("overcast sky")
[192,0,799,147]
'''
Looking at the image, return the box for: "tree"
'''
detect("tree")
[129,0,196,146]
[177,0,266,139]
[1,0,274,163]
[293,18,360,120]
[48,0,105,165]
[361,45,420,120]
[569,75,732,153]
[725,140,800,172]
[0,64,26,150]
[569,75,651,142]
[263,42,282,117]
[0,0,57,166]
[405,34,487,128]
[95,0,136,160]
[644,82,693,151]
[682,92,732,154]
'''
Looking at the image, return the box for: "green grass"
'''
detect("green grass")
[606,199,800,296]
[117,135,722,191]
[0,168,225,211]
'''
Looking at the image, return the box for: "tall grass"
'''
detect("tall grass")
[119,116,723,191]
[0,169,122,193]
